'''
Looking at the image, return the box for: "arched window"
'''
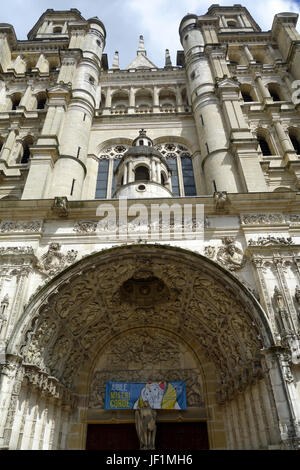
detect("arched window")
[11,93,21,110]
[227,20,237,28]
[135,165,150,181]
[155,142,196,196]
[20,137,34,164]
[53,26,62,34]
[95,144,129,199]
[257,133,272,156]
[36,92,47,110]
[240,84,257,103]
[267,83,282,102]
[289,131,300,155]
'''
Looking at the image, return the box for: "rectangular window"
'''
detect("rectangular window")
[95,159,109,199]
[181,156,196,196]
[167,158,180,196]
[111,158,121,197]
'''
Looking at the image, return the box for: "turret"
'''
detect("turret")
[47,16,106,199]
[114,130,172,198]
[179,13,241,193]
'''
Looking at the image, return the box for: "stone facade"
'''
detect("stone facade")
[0,5,300,450]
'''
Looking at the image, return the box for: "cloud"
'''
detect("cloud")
[1,0,300,68]
[124,0,300,67]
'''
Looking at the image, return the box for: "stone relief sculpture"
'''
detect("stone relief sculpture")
[214,191,228,210]
[135,402,157,450]
[51,196,69,217]
[0,220,43,233]
[204,238,246,271]
[248,236,294,246]
[37,242,78,277]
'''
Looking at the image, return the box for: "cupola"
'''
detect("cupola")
[114,130,173,199]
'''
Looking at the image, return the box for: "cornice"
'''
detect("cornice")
[14,40,69,53]
[0,191,300,219]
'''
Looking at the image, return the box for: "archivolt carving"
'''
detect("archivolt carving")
[12,245,267,403]
[89,329,205,409]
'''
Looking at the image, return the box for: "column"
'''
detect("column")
[6,266,31,338]
[263,348,300,447]
[274,121,297,161]
[128,87,135,114]
[0,129,17,162]
[19,85,32,110]
[127,160,134,183]
[0,359,23,449]
[123,163,128,185]
[251,256,276,331]
[255,76,271,101]
[151,159,156,182]
[153,86,160,112]
[105,87,112,108]
[244,45,254,63]
[176,86,183,112]
[237,15,245,27]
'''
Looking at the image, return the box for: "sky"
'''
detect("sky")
[1,0,300,68]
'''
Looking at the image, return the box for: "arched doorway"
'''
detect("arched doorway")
[3,244,286,450]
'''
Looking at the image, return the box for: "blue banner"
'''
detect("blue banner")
[104,381,187,410]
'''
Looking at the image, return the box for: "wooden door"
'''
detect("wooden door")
[86,422,209,450]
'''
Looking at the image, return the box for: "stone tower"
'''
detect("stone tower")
[0,5,300,451]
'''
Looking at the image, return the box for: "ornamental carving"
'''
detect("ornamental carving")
[73,221,97,233]
[89,329,204,409]
[240,213,300,226]
[37,243,78,277]
[204,238,246,271]
[16,246,265,400]
[248,236,294,247]
[0,220,43,233]
[0,246,34,256]
[240,214,284,225]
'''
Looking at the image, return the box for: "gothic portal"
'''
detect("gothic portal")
[0,5,300,450]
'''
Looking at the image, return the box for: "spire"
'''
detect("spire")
[165,49,172,68]
[112,51,119,69]
[137,35,146,56]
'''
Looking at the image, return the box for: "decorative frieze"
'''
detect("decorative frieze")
[241,214,284,225]
[0,220,43,233]
[73,218,204,238]
[241,213,300,226]
[248,236,294,247]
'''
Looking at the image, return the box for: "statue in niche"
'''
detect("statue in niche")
[135,401,157,450]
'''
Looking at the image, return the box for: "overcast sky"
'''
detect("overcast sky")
[1,0,300,68]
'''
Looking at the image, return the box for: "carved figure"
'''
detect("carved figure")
[135,401,157,450]
[216,238,246,271]
[52,196,68,217]
[295,286,300,304]
[214,191,228,210]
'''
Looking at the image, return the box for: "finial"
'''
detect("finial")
[112,51,119,69]
[139,129,147,137]
[165,49,172,68]
[137,35,146,56]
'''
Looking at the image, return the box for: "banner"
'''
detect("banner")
[104,381,186,410]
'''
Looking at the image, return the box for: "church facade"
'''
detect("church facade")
[0,4,300,450]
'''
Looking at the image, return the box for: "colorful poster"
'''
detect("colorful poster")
[104,381,187,410]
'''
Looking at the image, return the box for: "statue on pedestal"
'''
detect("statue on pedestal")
[135,401,157,450]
